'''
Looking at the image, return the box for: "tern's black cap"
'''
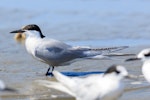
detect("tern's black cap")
[22,24,45,38]
[104,65,120,75]
[10,24,45,38]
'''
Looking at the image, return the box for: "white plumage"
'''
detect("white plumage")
[38,65,132,100]
[126,48,150,83]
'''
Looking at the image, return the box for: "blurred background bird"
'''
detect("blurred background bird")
[37,65,136,100]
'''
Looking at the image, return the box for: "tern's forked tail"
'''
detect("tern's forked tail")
[37,80,75,96]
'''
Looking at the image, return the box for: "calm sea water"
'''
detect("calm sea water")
[0,0,150,100]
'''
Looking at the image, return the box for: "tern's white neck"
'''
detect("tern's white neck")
[25,32,42,57]
[101,73,124,100]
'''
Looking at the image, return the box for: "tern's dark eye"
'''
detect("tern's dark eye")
[115,70,120,74]
[144,52,150,57]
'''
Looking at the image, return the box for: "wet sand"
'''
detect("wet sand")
[0,44,150,100]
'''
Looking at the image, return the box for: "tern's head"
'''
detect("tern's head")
[126,48,150,62]
[10,24,45,38]
[104,65,129,80]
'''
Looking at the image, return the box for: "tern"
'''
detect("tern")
[10,24,131,76]
[126,48,150,83]
[38,65,135,100]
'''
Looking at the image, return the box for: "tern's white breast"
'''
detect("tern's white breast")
[102,77,124,100]
[25,37,41,57]
[142,60,150,83]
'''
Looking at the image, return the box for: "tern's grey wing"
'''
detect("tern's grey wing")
[87,46,129,53]
[35,45,129,66]
[34,45,88,66]
[71,46,129,56]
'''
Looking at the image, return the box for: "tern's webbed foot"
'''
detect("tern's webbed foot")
[45,66,54,76]
[45,72,53,76]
